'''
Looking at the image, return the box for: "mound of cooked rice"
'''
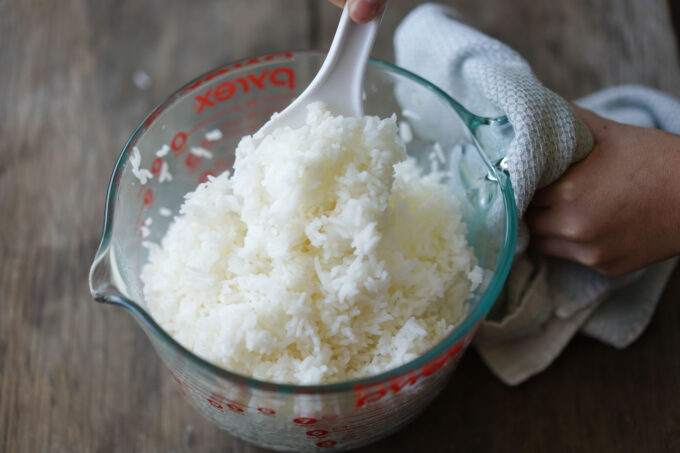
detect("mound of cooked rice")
[141,102,480,384]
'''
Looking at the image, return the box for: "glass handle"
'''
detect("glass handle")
[474,119,514,171]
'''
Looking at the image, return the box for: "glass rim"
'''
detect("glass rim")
[90,51,517,394]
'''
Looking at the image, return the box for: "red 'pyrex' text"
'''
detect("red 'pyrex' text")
[192,68,296,114]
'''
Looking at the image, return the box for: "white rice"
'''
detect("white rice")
[398,120,413,143]
[158,161,172,183]
[205,129,224,141]
[189,146,213,159]
[156,144,170,157]
[130,146,153,184]
[141,102,478,384]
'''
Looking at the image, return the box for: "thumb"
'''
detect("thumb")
[348,0,386,23]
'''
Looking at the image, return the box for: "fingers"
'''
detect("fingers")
[530,236,586,263]
[527,206,624,275]
[531,236,606,270]
[349,0,386,23]
[531,235,630,276]
[524,207,565,238]
[530,187,556,208]
[526,204,597,243]
[327,0,385,24]
[530,176,579,208]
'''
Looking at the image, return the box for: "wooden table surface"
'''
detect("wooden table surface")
[2,1,679,452]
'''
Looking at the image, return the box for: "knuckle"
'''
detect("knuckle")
[575,245,610,269]
[556,180,578,202]
[560,215,594,241]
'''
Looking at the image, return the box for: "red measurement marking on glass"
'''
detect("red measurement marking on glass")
[172,132,187,156]
[198,171,215,184]
[257,407,276,416]
[321,414,339,421]
[315,440,338,448]
[389,370,419,392]
[135,188,154,232]
[181,52,293,95]
[192,67,296,115]
[204,391,252,413]
[207,397,224,411]
[167,112,249,166]
[143,188,154,205]
[185,152,202,172]
[293,417,317,425]
[354,339,465,407]
[226,403,245,414]
[206,394,245,413]
[306,429,329,438]
[262,52,294,61]
[151,157,163,174]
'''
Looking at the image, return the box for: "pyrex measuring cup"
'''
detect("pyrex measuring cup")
[89,52,517,452]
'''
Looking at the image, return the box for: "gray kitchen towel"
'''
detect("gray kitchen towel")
[394,3,680,385]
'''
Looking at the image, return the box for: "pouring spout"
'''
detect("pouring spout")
[89,245,124,303]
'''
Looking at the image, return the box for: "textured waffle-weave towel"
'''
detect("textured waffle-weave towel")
[394,3,680,385]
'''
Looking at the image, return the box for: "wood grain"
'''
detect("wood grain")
[1,1,678,452]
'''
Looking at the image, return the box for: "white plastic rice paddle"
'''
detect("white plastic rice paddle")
[256,3,381,137]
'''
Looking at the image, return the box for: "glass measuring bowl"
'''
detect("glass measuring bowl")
[89,52,517,452]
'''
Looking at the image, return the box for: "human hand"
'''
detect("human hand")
[328,0,387,23]
[526,106,680,276]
